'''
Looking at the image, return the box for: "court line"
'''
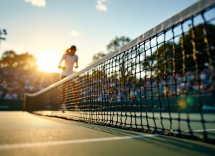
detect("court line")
[173,129,215,134]
[190,129,215,132]
[1,129,214,150]
[0,134,160,150]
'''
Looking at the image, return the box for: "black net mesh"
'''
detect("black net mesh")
[25,3,215,143]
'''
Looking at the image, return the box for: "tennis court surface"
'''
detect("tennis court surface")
[0,111,214,156]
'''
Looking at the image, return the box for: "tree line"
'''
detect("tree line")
[0,51,38,70]
[90,23,215,85]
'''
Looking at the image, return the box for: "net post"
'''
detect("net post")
[23,93,27,112]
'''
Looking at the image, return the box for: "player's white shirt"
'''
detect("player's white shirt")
[61,54,78,77]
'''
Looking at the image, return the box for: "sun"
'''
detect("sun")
[36,50,61,73]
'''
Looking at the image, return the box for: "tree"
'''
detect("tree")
[0,51,16,68]
[107,36,131,53]
[179,23,215,72]
[92,52,106,63]
[91,36,132,83]
[0,51,38,70]
[143,23,215,76]
[92,36,131,63]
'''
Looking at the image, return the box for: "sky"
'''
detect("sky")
[0,0,198,73]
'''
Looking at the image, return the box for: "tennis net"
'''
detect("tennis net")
[24,0,215,143]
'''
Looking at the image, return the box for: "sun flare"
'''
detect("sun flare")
[37,50,61,73]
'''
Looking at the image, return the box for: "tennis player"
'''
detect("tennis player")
[58,45,79,112]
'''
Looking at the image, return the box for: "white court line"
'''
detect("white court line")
[190,129,215,132]
[173,129,215,134]
[0,134,160,150]
[1,129,214,150]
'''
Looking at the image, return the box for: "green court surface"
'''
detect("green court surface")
[0,112,214,156]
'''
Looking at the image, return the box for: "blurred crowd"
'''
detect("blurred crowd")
[0,68,59,100]
[0,66,213,102]
[80,66,214,102]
